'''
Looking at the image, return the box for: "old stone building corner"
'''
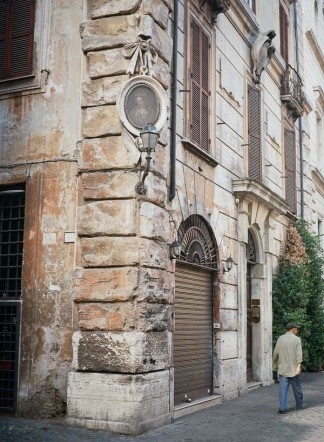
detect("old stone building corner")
[0,0,324,436]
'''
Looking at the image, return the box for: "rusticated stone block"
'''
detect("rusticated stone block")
[74,267,139,302]
[137,302,173,332]
[83,105,121,138]
[139,238,169,270]
[77,302,134,331]
[81,171,139,200]
[67,370,171,434]
[81,15,139,53]
[78,200,136,236]
[81,236,139,267]
[152,57,170,90]
[72,331,172,373]
[150,140,169,179]
[87,48,169,88]
[79,136,139,171]
[137,268,174,304]
[74,267,174,304]
[88,48,128,79]
[91,0,141,18]
[76,301,172,332]
[82,75,128,107]
[141,15,171,63]
[140,173,167,206]
[143,0,170,30]
[140,202,169,242]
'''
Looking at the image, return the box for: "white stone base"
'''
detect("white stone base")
[67,370,171,435]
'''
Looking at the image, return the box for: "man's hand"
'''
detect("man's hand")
[296,363,301,375]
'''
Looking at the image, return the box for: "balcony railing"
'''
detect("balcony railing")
[281,64,305,117]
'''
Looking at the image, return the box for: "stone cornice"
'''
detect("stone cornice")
[232,178,289,216]
[225,0,259,48]
[305,29,324,73]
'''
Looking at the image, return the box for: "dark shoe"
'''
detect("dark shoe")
[278,409,287,414]
[296,403,307,410]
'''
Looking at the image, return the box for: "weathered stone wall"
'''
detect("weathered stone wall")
[0,1,83,416]
[67,0,173,434]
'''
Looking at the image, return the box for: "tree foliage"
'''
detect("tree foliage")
[273,220,324,370]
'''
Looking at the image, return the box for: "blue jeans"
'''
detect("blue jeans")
[278,375,304,411]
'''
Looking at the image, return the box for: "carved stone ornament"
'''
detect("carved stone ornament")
[117,76,168,137]
[212,0,231,14]
[122,36,158,77]
[251,30,276,84]
[200,0,231,23]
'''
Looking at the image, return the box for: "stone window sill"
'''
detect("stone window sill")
[182,139,218,167]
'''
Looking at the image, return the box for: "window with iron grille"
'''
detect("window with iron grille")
[189,17,211,152]
[0,187,25,299]
[0,302,20,411]
[284,128,296,213]
[0,0,36,81]
[248,85,262,181]
[0,186,24,412]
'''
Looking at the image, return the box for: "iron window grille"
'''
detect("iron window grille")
[0,188,25,300]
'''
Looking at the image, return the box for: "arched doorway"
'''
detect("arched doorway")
[174,215,218,405]
[246,230,257,382]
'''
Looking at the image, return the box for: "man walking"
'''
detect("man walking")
[272,322,306,414]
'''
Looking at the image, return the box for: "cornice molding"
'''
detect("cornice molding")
[225,0,259,48]
[233,178,289,216]
[305,29,324,73]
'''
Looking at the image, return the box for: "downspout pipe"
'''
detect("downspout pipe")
[293,1,304,219]
[169,0,178,201]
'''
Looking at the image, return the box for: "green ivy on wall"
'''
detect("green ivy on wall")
[272,220,324,371]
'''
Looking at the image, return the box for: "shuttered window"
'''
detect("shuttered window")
[248,86,262,181]
[190,18,210,151]
[284,128,296,213]
[279,3,289,65]
[0,0,35,81]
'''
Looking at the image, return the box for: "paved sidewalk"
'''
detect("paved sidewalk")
[1,372,324,442]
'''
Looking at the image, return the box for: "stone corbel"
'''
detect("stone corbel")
[200,0,231,23]
[122,35,158,77]
[251,30,276,84]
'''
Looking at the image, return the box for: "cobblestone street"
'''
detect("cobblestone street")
[1,372,324,442]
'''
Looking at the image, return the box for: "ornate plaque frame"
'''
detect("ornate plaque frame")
[117,76,168,137]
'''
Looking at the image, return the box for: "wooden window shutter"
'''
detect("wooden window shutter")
[0,0,7,79]
[279,4,289,64]
[190,18,210,151]
[0,0,35,81]
[248,86,262,181]
[284,128,296,213]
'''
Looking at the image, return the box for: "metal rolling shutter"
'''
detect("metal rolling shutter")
[174,264,213,405]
